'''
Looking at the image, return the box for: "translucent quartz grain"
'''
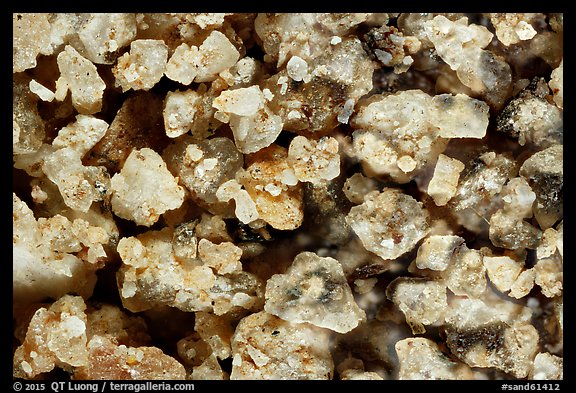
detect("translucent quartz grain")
[78,13,137,65]
[255,14,336,66]
[346,188,429,260]
[287,136,340,184]
[351,89,489,184]
[483,256,524,293]
[213,85,265,117]
[342,173,378,204]
[230,311,334,380]
[163,136,244,208]
[428,154,465,206]
[351,90,447,183]
[489,13,541,46]
[216,179,259,224]
[176,333,212,368]
[165,43,200,85]
[13,295,89,378]
[501,96,562,147]
[195,30,240,82]
[13,74,46,155]
[429,94,489,139]
[56,45,106,114]
[194,312,234,360]
[113,39,169,92]
[13,13,53,72]
[42,148,107,213]
[534,257,563,298]
[424,15,512,107]
[213,85,283,154]
[509,268,536,299]
[444,298,539,378]
[549,60,563,109]
[197,239,243,275]
[52,114,109,156]
[264,252,365,333]
[415,235,465,271]
[286,55,309,81]
[519,144,563,230]
[537,226,562,260]
[386,277,447,334]
[191,353,227,380]
[219,57,262,88]
[396,337,473,380]
[117,228,264,315]
[13,194,99,305]
[529,352,563,380]
[489,177,542,250]
[443,244,486,298]
[451,152,516,211]
[29,79,55,102]
[85,304,150,347]
[83,92,168,174]
[163,89,203,138]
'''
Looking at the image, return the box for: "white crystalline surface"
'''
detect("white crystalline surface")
[113,39,168,92]
[351,90,488,183]
[13,295,89,378]
[396,337,473,380]
[29,80,55,102]
[428,154,465,206]
[489,13,540,46]
[213,85,283,154]
[530,352,563,380]
[549,60,563,109]
[163,90,203,138]
[56,45,106,114]
[195,30,240,82]
[423,15,512,107]
[346,188,430,260]
[165,43,200,85]
[52,115,109,156]
[13,13,53,73]
[429,94,489,139]
[110,148,185,227]
[78,13,137,64]
[116,227,264,316]
[415,235,465,271]
[483,255,524,293]
[13,196,103,304]
[386,277,447,334]
[230,311,334,380]
[288,136,340,184]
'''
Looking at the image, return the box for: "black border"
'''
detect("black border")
[8,4,572,390]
